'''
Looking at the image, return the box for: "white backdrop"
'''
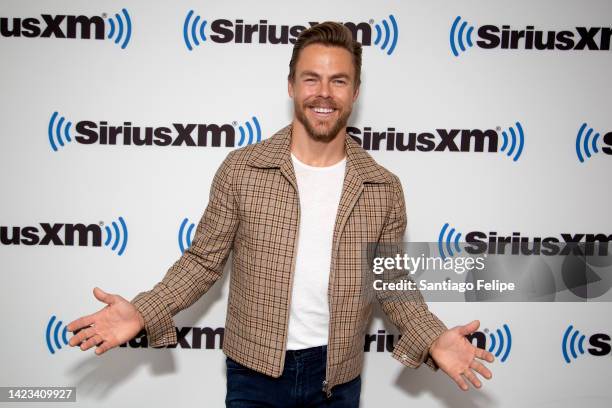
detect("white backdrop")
[1,0,611,407]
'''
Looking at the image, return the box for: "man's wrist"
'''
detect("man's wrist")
[133,308,145,330]
[428,334,442,357]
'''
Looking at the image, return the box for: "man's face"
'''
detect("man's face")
[288,43,360,143]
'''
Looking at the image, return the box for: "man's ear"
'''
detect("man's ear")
[288,79,294,98]
[352,85,360,102]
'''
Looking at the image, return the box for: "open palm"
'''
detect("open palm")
[429,320,495,391]
[67,287,145,355]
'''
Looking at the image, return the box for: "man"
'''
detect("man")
[67,22,494,407]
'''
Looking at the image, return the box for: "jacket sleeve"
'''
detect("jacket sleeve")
[375,174,448,370]
[130,150,240,348]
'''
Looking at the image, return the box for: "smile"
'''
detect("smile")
[309,106,337,118]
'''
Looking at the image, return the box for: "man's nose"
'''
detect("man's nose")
[317,80,331,98]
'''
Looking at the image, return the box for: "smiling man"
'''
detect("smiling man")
[67,22,494,407]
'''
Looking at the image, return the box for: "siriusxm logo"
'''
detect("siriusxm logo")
[562,325,611,363]
[467,323,512,363]
[183,10,399,55]
[438,223,611,258]
[120,326,225,349]
[48,112,261,151]
[0,9,132,49]
[45,315,70,354]
[365,325,511,361]
[347,121,525,161]
[57,324,225,351]
[575,122,612,163]
[1,217,128,256]
[178,217,196,254]
[450,16,612,57]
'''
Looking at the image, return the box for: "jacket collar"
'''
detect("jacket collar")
[246,123,391,185]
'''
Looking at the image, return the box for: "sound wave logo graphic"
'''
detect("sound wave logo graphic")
[562,324,586,363]
[438,223,463,260]
[450,16,475,57]
[106,8,132,49]
[499,122,525,162]
[103,216,128,256]
[237,116,262,147]
[487,324,512,363]
[45,315,69,354]
[48,111,73,152]
[373,15,399,55]
[183,10,207,51]
[178,217,196,254]
[575,123,601,163]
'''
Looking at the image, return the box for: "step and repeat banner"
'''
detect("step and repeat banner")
[1,0,611,407]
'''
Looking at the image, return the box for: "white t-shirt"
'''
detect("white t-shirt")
[286,151,347,350]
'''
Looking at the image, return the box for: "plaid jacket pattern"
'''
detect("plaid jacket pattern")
[131,124,447,397]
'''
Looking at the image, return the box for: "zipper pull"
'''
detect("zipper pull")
[322,380,331,398]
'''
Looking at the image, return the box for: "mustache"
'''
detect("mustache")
[305,98,338,109]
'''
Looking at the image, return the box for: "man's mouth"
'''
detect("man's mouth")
[309,106,337,118]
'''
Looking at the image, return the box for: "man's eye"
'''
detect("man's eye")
[334,80,347,85]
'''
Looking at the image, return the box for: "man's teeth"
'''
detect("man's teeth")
[312,107,334,113]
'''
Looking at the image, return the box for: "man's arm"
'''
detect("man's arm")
[375,174,447,370]
[130,150,240,348]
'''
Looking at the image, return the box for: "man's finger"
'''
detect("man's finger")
[451,373,469,391]
[475,347,495,363]
[81,334,103,351]
[464,369,482,389]
[95,341,111,356]
[470,360,492,380]
[66,315,94,333]
[69,326,95,347]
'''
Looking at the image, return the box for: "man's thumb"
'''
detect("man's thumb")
[93,287,114,305]
[459,319,480,335]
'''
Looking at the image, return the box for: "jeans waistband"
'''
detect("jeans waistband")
[285,345,327,364]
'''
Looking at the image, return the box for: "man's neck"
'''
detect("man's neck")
[289,119,346,167]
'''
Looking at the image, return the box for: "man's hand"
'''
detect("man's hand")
[66,287,145,356]
[429,320,495,391]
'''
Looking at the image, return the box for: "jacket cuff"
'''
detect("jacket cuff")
[130,291,177,348]
[391,315,447,371]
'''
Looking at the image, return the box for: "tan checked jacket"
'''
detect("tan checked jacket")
[131,124,447,397]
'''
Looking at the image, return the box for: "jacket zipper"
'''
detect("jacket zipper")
[323,276,332,397]
[323,228,337,398]
[323,181,364,398]
[278,181,300,378]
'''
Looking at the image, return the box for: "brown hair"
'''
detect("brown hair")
[288,21,362,88]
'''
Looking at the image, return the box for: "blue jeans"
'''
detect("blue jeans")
[225,345,361,407]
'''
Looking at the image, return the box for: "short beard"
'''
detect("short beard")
[294,101,351,144]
